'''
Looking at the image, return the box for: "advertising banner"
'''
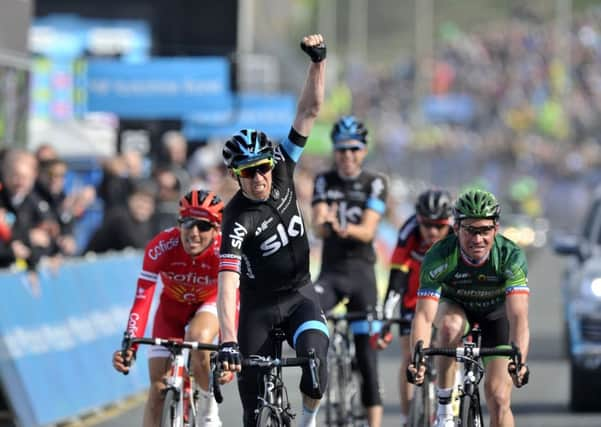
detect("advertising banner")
[182,93,296,141]
[0,253,149,426]
[86,58,231,118]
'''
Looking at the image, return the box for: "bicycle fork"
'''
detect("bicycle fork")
[163,350,187,424]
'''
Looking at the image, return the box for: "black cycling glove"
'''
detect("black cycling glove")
[301,41,327,63]
[218,341,241,367]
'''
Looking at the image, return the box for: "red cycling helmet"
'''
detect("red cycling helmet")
[178,190,224,224]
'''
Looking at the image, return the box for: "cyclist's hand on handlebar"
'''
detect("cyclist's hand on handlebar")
[112,349,135,373]
[406,362,426,385]
[300,34,326,63]
[217,370,235,385]
[369,326,393,350]
[508,362,529,388]
[218,341,241,372]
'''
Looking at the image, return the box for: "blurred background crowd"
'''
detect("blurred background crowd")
[1,0,600,273]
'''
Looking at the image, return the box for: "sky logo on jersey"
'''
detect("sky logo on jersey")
[229,222,247,249]
[260,214,304,256]
[148,237,180,260]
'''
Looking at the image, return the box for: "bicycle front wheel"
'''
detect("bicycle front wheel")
[161,389,183,427]
[256,405,282,427]
[459,393,482,427]
[408,373,437,427]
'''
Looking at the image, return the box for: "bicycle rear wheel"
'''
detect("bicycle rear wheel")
[256,405,282,427]
[325,356,339,425]
[325,354,349,426]
[349,371,366,426]
[161,388,182,427]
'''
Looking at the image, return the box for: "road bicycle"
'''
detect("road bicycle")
[121,334,223,427]
[410,324,527,427]
[241,327,320,427]
[325,310,411,427]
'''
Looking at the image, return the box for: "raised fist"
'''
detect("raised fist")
[301,34,326,63]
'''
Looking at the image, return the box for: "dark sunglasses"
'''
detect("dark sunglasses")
[235,162,273,178]
[335,146,361,153]
[460,224,496,236]
[179,218,214,231]
[420,221,448,230]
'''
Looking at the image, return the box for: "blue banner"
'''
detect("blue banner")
[86,58,231,118]
[0,253,150,426]
[182,93,296,141]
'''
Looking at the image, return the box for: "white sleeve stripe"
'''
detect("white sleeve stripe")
[140,270,158,282]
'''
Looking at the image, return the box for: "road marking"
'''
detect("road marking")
[58,392,147,427]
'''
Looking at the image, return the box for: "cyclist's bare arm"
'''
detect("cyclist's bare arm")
[408,298,439,383]
[311,201,337,238]
[218,271,239,344]
[411,298,438,350]
[339,209,381,242]
[292,34,326,137]
[506,292,530,385]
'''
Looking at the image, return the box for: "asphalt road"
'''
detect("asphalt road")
[93,248,601,426]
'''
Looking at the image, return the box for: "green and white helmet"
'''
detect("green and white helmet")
[453,189,500,221]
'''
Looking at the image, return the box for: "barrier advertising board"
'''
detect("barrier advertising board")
[0,253,150,426]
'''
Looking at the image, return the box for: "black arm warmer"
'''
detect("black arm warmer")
[385,269,410,301]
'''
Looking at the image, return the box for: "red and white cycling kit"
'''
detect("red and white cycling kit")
[125,227,220,352]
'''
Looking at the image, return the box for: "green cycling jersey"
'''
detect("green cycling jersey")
[418,234,528,315]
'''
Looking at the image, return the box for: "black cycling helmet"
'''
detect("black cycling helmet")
[453,189,500,221]
[222,129,274,170]
[416,189,453,220]
[331,115,368,144]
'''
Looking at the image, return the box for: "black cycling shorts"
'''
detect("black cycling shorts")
[314,259,382,407]
[237,283,329,427]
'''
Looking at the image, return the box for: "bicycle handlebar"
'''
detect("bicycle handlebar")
[210,353,224,404]
[326,310,411,329]
[241,349,320,390]
[326,310,380,323]
[410,339,526,385]
[421,344,520,360]
[122,335,220,352]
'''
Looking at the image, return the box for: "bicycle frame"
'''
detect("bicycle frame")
[120,335,222,427]
[241,328,320,427]
[325,310,412,426]
[412,325,524,427]
[326,318,360,427]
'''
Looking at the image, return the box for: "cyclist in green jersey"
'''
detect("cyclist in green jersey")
[408,189,530,427]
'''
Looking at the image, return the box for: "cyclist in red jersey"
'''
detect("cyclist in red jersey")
[112,189,230,427]
[374,189,452,426]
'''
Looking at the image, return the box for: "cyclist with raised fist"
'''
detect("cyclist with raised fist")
[217,34,329,427]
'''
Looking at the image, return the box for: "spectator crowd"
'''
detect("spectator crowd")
[4,6,601,273]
